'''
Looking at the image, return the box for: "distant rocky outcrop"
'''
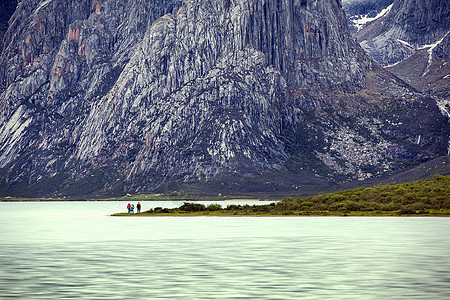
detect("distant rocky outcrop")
[0,0,448,197]
[342,0,394,34]
[355,0,450,67]
[386,33,450,98]
[350,0,449,120]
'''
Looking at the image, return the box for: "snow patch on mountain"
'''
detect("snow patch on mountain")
[350,3,393,32]
[418,31,450,75]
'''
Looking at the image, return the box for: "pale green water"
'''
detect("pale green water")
[0,201,449,299]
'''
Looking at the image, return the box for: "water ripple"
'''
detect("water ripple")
[1,203,450,299]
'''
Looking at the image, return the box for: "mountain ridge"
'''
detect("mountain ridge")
[354,0,450,67]
[0,0,448,197]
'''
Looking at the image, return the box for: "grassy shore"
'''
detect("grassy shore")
[112,174,450,217]
[113,209,450,217]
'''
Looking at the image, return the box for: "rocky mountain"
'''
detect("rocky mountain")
[354,0,449,67]
[386,32,450,100]
[349,0,449,124]
[342,0,393,17]
[342,0,394,34]
[0,0,448,197]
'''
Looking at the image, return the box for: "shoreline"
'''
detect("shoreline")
[0,198,268,202]
[111,210,450,217]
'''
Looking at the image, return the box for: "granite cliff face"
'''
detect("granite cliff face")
[0,0,448,197]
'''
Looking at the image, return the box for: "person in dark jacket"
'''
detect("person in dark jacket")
[137,202,141,213]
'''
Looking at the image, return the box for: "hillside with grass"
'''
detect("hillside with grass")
[277,174,450,215]
[114,175,450,216]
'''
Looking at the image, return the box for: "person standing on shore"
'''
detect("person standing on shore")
[127,203,131,213]
[137,202,141,214]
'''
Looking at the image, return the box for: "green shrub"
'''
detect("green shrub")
[395,187,406,195]
[300,201,315,210]
[399,206,417,215]
[179,202,206,212]
[342,200,364,211]
[206,204,222,211]
[226,204,242,210]
[380,202,401,211]
[410,202,425,211]
[329,201,345,211]
[434,174,443,181]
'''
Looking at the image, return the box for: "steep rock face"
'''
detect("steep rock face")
[355,0,450,67]
[73,0,373,191]
[0,0,183,194]
[0,0,182,122]
[0,0,448,196]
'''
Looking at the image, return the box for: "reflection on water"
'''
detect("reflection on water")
[0,202,449,299]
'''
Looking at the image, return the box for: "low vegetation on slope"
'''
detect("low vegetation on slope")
[276,174,450,215]
[113,174,450,216]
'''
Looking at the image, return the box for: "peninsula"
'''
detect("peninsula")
[112,175,450,217]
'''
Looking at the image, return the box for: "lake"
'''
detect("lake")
[1,201,449,299]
